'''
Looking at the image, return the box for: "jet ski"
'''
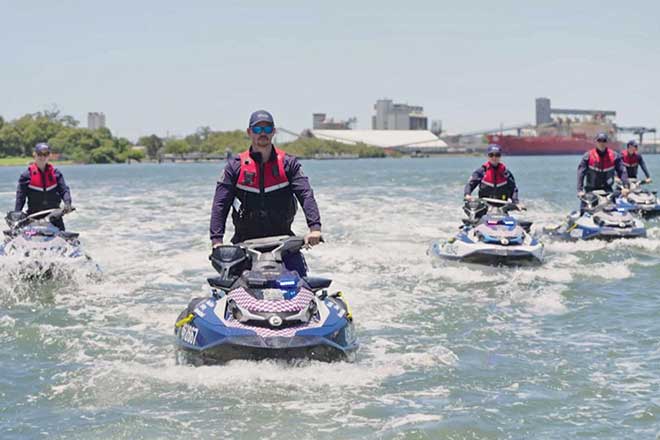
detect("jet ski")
[615,179,660,219]
[174,235,358,364]
[547,190,646,240]
[430,198,544,265]
[0,208,98,279]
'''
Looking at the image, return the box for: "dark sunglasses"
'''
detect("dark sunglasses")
[251,126,274,134]
[488,152,501,158]
[596,139,607,143]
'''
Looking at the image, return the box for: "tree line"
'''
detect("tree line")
[0,110,385,164]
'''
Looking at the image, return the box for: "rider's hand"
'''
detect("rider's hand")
[614,176,622,183]
[63,203,74,213]
[464,194,474,202]
[305,230,323,247]
[212,239,223,249]
[621,188,631,197]
[645,177,653,184]
[577,191,585,198]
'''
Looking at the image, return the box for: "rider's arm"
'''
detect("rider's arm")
[286,155,321,232]
[55,169,72,205]
[639,154,651,178]
[464,167,483,196]
[507,171,519,203]
[615,155,629,186]
[210,159,239,244]
[576,154,589,192]
[14,171,30,212]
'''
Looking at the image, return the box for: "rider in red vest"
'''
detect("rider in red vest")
[14,143,73,230]
[621,139,652,182]
[210,110,322,276]
[577,133,629,197]
[464,144,520,206]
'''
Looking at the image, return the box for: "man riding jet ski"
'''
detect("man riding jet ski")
[546,133,645,240]
[547,190,646,240]
[576,133,630,212]
[431,197,543,265]
[463,144,524,210]
[174,236,357,364]
[0,208,98,279]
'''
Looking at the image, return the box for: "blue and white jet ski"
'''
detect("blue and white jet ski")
[174,236,357,364]
[548,190,646,240]
[0,208,98,279]
[615,179,660,219]
[430,198,544,265]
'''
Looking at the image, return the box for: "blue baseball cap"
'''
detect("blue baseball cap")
[249,110,274,127]
[486,144,502,155]
[595,133,608,142]
[34,143,51,154]
[627,139,639,147]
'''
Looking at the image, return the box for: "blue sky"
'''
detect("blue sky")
[1,0,658,141]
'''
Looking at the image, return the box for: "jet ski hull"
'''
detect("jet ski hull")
[175,292,358,365]
[431,240,544,265]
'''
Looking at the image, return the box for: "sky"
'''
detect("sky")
[1,0,659,141]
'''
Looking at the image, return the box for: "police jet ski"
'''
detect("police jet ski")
[0,208,98,279]
[430,198,544,265]
[174,235,357,364]
[547,190,646,240]
[615,179,660,219]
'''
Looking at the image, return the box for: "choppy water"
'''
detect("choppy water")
[1,156,659,439]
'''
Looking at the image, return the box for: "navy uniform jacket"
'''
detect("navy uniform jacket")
[463,164,519,203]
[210,147,321,243]
[576,150,628,192]
[15,166,72,212]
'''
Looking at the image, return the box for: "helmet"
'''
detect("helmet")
[486,144,502,155]
[626,139,639,148]
[595,133,608,142]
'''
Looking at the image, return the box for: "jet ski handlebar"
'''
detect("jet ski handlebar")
[479,197,524,211]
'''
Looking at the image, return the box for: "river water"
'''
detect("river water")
[0,156,658,439]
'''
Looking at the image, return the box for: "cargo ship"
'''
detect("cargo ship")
[487,133,621,156]
[486,97,622,155]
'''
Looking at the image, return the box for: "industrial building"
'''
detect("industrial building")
[87,112,106,130]
[312,113,356,130]
[372,99,428,130]
[307,129,448,154]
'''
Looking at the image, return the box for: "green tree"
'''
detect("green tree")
[164,138,191,158]
[138,134,163,159]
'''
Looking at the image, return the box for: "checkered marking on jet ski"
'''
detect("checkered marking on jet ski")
[228,287,314,313]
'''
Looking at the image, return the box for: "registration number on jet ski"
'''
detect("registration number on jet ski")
[180,324,198,345]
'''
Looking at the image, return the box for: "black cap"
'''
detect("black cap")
[249,110,274,127]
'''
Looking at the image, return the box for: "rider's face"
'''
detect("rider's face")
[247,122,275,149]
[34,151,50,167]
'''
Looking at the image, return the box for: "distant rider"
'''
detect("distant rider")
[464,144,521,209]
[621,139,652,183]
[209,110,322,277]
[576,133,629,203]
[14,143,73,230]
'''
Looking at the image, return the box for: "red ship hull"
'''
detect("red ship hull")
[487,134,620,156]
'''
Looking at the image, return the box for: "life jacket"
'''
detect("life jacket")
[231,148,297,243]
[585,148,616,191]
[478,162,512,200]
[26,163,62,214]
[621,150,640,178]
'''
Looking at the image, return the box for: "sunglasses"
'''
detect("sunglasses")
[36,152,50,157]
[488,153,501,157]
[251,126,274,134]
